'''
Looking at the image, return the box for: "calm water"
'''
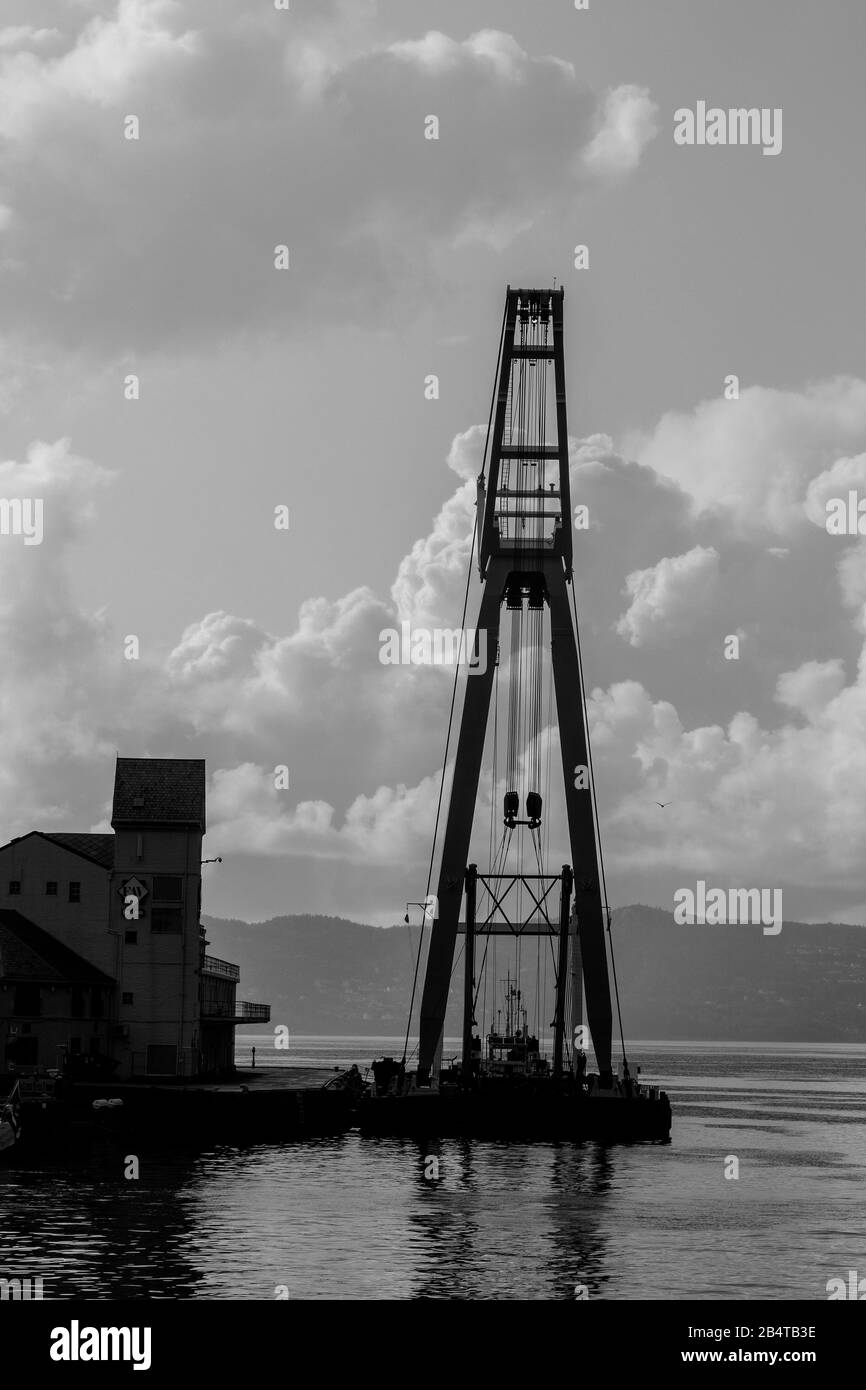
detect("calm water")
[1,1039,864,1300]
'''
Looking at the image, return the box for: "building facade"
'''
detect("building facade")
[0,759,269,1080]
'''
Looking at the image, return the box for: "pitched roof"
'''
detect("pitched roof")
[40,833,115,870]
[0,909,114,984]
[112,758,206,830]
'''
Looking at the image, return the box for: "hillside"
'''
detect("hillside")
[203,906,866,1042]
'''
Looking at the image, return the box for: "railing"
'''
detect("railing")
[14,1075,53,1099]
[202,955,240,981]
[201,1001,270,1023]
[237,1001,270,1021]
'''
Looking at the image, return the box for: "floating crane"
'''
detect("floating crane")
[362,287,671,1141]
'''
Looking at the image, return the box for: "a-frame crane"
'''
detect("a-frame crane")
[416,287,614,1087]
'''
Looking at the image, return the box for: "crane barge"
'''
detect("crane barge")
[360,287,671,1141]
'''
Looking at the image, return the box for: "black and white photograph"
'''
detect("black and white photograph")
[0,0,864,1356]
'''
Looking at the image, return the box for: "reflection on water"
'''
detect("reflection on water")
[1,1043,864,1300]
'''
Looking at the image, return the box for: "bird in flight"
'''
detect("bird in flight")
[655,801,670,808]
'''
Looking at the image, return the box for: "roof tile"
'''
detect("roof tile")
[0,909,114,983]
[112,758,206,829]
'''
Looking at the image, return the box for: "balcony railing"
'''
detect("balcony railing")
[237,1001,270,1021]
[202,955,240,981]
[201,1000,270,1023]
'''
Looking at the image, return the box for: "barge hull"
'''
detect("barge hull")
[358,1092,672,1142]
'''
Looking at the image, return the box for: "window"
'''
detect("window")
[151,875,183,933]
[71,988,85,1018]
[13,984,40,1017]
[151,907,183,933]
[90,988,104,1019]
[46,881,58,896]
[122,992,134,1005]
[88,1038,100,1057]
[153,876,182,901]
[69,1037,81,1055]
[68,882,81,903]
[125,930,138,945]
[8,880,21,895]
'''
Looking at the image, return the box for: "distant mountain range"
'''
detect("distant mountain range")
[203,905,866,1042]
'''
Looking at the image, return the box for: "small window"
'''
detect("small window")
[8,880,21,895]
[90,988,104,1019]
[122,992,134,1005]
[46,881,58,896]
[69,1037,81,1055]
[68,882,81,903]
[151,906,183,934]
[125,930,138,945]
[153,876,183,902]
[71,987,85,1018]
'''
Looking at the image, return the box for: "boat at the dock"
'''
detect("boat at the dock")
[361,287,671,1143]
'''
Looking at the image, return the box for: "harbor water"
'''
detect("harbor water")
[1,1040,864,1300]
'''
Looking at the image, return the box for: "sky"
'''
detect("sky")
[2,0,866,926]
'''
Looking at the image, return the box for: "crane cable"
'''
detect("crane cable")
[401,296,508,1065]
[569,577,628,1070]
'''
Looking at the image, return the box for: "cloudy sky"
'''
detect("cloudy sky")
[2,0,866,926]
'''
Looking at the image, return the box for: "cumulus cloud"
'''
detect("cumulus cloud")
[0,1,198,140]
[775,658,847,720]
[616,545,720,647]
[629,378,866,536]
[837,544,866,630]
[582,84,659,177]
[803,453,866,530]
[207,761,446,866]
[0,7,657,357]
[167,612,271,682]
[391,478,477,632]
[446,425,486,483]
[0,26,62,53]
[0,439,116,822]
[590,658,866,909]
[6,372,866,920]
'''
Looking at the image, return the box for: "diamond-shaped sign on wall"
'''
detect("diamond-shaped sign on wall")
[119,876,149,902]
